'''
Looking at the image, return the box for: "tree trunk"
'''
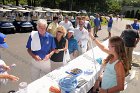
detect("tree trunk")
[27,0,31,6]
[2,0,4,5]
[16,0,19,6]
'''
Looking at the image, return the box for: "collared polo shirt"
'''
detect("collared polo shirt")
[108,18,113,27]
[131,23,140,30]
[26,32,56,59]
[94,18,101,27]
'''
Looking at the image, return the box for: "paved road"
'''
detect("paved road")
[0,18,140,93]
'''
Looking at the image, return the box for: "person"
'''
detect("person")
[50,26,68,71]
[89,16,95,29]
[26,19,56,81]
[90,34,128,93]
[59,16,74,31]
[107,15,113,38]
[131,19,140,33]
[94,14,101,37]
[116,15,119,21]
[74,19,89,55]
[47,16,59,37]
[82,16,91,32]
[66,29,78,60]
[75,16,82,28]
[0,33,19,86]
[120,24,139,70]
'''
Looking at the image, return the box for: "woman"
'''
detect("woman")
[90,34,128,93]
[66,29,78,60]
[50,26,68,71]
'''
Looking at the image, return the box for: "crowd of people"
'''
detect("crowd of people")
[0,13,140,93]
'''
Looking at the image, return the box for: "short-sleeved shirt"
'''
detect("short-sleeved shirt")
[121,29,139,47]
[26,32,56,59]
[94,18,101,27]
[108,18,113,27]
[48,22,59,36]
[131,23,140,30]
[50,37,66,62]
[68,37,78,54]
[59,21,74,30]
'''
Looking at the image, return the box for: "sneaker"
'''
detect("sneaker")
[94,35,98,37]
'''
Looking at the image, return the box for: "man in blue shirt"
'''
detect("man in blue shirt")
[131,19,140,33]
[107,15,113,38]
[26,19,56,81]
[94,14,101,37]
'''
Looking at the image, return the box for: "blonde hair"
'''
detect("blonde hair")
[126,24,132,29]
[56,26,67,37]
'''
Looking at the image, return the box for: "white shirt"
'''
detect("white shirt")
[74,28,89,48]
[59,21,74,30]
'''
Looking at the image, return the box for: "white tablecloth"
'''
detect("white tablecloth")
[26,40,109,93]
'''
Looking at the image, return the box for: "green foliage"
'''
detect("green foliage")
[122,0,140,6]
[3,0,137,14]
[19,0,27,5]
[107,0,121,13]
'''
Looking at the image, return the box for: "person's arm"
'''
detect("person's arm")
[89,33,110,54]
[58,39,68,52]
[0,65,10,71]
[0,74,19,81]
[44,50,55,61]
[27,48,42,61]
[135,38,139,45]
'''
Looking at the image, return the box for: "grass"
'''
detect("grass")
[124,18,140,22]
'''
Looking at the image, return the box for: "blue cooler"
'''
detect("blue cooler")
[59,76,77,93]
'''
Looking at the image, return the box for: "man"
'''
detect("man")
[26,19,56,81]
[59,16,74,31]
[121,24,139,70]
[107,15,113,38]
[94,14,101,37]
[131,19,140,33]
[47,16,59,37]
[82,16,91,32]
[0,33,19,86]
[74,19,89,55]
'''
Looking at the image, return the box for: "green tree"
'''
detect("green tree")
[107,0,122,14]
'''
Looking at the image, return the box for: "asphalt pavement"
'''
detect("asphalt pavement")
[0,18,140,93]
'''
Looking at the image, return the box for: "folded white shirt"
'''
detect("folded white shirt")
[31,31,41,51]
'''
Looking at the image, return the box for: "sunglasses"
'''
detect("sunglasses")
[57,31,63,33]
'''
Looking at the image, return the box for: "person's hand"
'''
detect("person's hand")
[2,65,10,71]
[33,55,42,61]
[89,33,95,40]
[43,54,50,61]
[7,74,19,81]
[99,88,107,93]
[54,49,60,54]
